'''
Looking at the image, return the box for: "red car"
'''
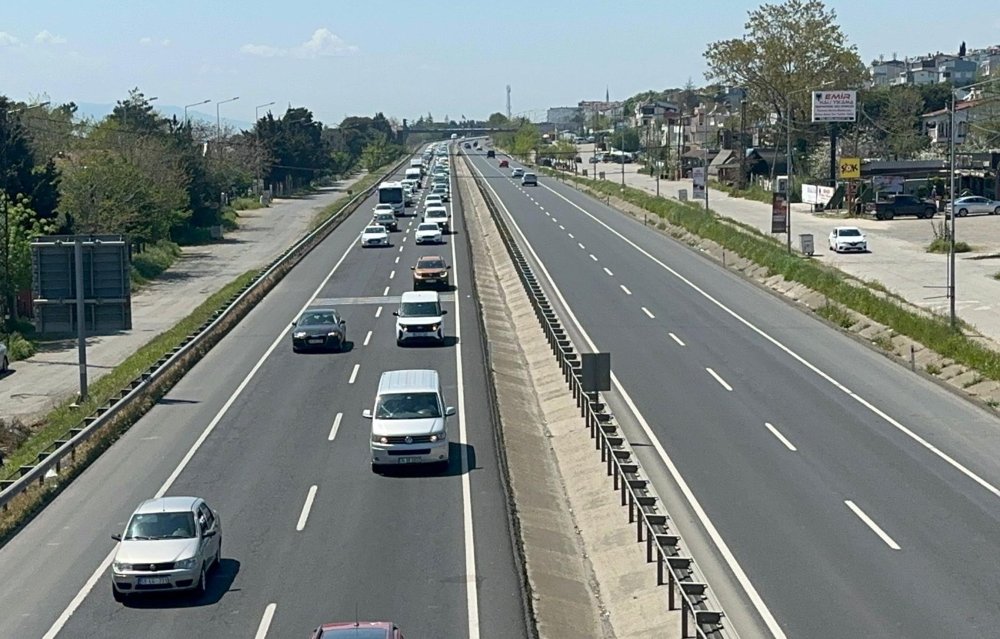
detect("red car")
[310,621,404,638]
[498,159,509,168]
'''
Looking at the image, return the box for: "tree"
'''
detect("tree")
[959,41,967,58]
[0,194,55,318]
[612,128,642,153]
[487,112,509,126]
[704,1,867,130]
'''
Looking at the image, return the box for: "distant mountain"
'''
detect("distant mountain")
[73,102,254,130]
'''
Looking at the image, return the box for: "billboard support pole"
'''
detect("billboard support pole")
[74,237,89,402]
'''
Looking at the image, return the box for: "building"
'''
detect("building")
[578,100,624,119]
[869,58,907,87]
[546,106,582,125]
[633,100,679,128]
[938,58,979,87]
[922,101,975,145]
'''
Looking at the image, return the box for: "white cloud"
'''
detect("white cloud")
[139,36,171,47]
[35,30,67,45]
[161,38,171,46]
[240,28,357,59]
[0,32,20,46]
[139,36,153,45]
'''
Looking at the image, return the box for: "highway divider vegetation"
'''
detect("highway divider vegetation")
[1,90,406,358]
[548,171,1000,382]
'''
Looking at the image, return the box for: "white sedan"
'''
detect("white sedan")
[949,196,1000,217]
[361,224,390,248]
[424,195,444,208]
[828,226,868,253]
[415,222,444,244]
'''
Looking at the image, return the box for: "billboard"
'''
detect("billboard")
[771,193,788,233]
[692,166,706,199]
[31,235,132,334]
[801,184,835,205]
[811,90,857,123]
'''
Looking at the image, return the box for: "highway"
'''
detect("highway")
[466,149,1000,638]
[0,148,526,639]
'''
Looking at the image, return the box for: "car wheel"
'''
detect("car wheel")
[884,210,894,220]
[959,208,969,217]
[112,584,128,603]
[993,207,1000,215]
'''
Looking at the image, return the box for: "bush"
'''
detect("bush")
[172,225,214,245]
[4,333,36,361]
[131,240,182,285]
[230,196,263,211]
[221,209,239,230]
[712,181,775,205]
[927,238,971,253]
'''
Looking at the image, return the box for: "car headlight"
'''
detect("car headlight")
[113,561,132,572]
[372,434,389,444]
[293,331,307,339]
[327,331,341,337]
[174,557,198,570]
[429,431,446,443]
[430,323,441,331]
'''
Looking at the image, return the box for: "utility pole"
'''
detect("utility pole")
[739,98,748,189]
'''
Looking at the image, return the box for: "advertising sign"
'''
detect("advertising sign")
[801,184,835,205]
[838,156,861,179]
[812,90,857,123]
[692,166,706,199]
[873,175,905,193]
[771,193,788,233]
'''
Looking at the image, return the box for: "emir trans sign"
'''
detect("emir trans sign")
[811,90,857,123]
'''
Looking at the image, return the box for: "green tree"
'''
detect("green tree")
[0,194,55,318]
[487,112,509,126]
[704,0,866,130]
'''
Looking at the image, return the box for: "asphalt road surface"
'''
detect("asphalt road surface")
[466,149,1000,639]
[0,147,525,639]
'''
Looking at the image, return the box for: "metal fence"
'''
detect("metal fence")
[0,155,414,512]
[466,153,733,639]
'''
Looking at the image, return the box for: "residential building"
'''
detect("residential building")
[633,100,679,128]
[891,67,938,86]
[938,58,978,87]
[578,100,624,119]
[546,106,582,125]
[922,101,975,145]
[869,58,907,87]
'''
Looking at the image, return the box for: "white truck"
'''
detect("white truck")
[377,181,405,216]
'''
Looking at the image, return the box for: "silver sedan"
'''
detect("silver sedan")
[949,196,1000,217]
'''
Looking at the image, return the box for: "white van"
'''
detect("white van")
[394,290,445,345]
[404,167,422,186]
[364,369,454,471]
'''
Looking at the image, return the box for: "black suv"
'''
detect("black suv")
[871,194,936,220]
[486,149,495,158]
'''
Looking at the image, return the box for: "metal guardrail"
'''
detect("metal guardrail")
[0,155,414,512]
[465,153,734,639]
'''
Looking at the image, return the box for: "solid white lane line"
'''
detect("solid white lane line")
[450,160,481,638]
[668,332,686,346]
[382,286,390,296]
[538,180,1000,502]
[764,422,797,452]
[603,267,614,276]
[389,270,396,279]
[706,367,733,391]
[375,305,383,318]
[329,413,343,441]
[254,603,277,639]
[348,363,360,384]
[39,217,369,639]
[642,307,655,319]
[470,159,785,638]
[296,486,318,532]
[577,242,586,250]
[620,284,632,295]
[363,330,372,346]
[589,254,598,262]
[845,501,901,550]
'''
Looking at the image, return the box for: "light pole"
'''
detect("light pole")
[215,96,240,147]
[947,75,1000,330]
[183,99,210,126]
[785,81,833,252]
[255,102,275,193]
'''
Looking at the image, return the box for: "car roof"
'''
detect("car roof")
[364,225,386,231]
[400,290,440,302]
[417,255,445,263]
[417,222,440,229]
[834,226,862,231]
[377,369,440,394]
[302,306,339,315]
[135,496,200,514]
[315,621,395,637]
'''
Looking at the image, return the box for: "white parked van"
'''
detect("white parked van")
[364,369,454,471]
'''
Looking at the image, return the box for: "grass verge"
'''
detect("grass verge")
[131,240,182,287]
[928,237,972,253]
[550,171,1000,381]
[309,170,382,231]
[0,270,258,484]
[710,180,777,205]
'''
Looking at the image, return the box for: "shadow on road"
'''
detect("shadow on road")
[123,558,241,609]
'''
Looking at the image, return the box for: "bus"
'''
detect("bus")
[378,181,405,215]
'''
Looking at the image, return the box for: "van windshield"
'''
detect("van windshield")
[375,392,441,419]
[399,301,441,317]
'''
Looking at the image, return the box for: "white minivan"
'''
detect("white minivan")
[394,290,446,345]
[364,369,454,471]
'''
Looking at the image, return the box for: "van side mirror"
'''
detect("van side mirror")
[362,409,373,419]
[203,529,217,538]
[441,309,448,315]
[111,533,122,541]
[446,265,452,269]
[290,320,297,327]
[392,311,399,317]
[445,406,456,416]
[410,266,415,270]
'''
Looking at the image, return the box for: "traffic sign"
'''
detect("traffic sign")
[838,157,860,179]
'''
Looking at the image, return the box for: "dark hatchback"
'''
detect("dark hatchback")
[291,307,347,352]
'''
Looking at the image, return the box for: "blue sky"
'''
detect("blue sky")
[3,0,1000,125]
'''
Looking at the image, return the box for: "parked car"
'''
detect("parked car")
[828,226,868,253]
[291,307,347,352]
[111,497,222,602]
[411,255,451,290]
[949,195,1000,217]
[870,194,936,220]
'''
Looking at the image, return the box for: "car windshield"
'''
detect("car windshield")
[375,392,441,419]
[320,628,390,638]
[124,511,196,540]
[298,311,337,326]
[839,229,862,237]
[365,226,384,234]
[418,224,440,232]
[427,209,447,217]
[525,174,536,179]
[418,259,445,269]
[399,301,441,317]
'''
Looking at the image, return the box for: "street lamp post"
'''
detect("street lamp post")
[215,96,240,147]
[947,75,1000,330]
[183,99,210,126]
[785,81,833,253]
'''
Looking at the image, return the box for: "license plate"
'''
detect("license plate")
[138,577,170,585]
[397,457,420,464]
[308,338,324,344]
[424,278,437,283]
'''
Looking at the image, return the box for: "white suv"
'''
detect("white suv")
[423,206,450,233]
[394,290,446,345]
